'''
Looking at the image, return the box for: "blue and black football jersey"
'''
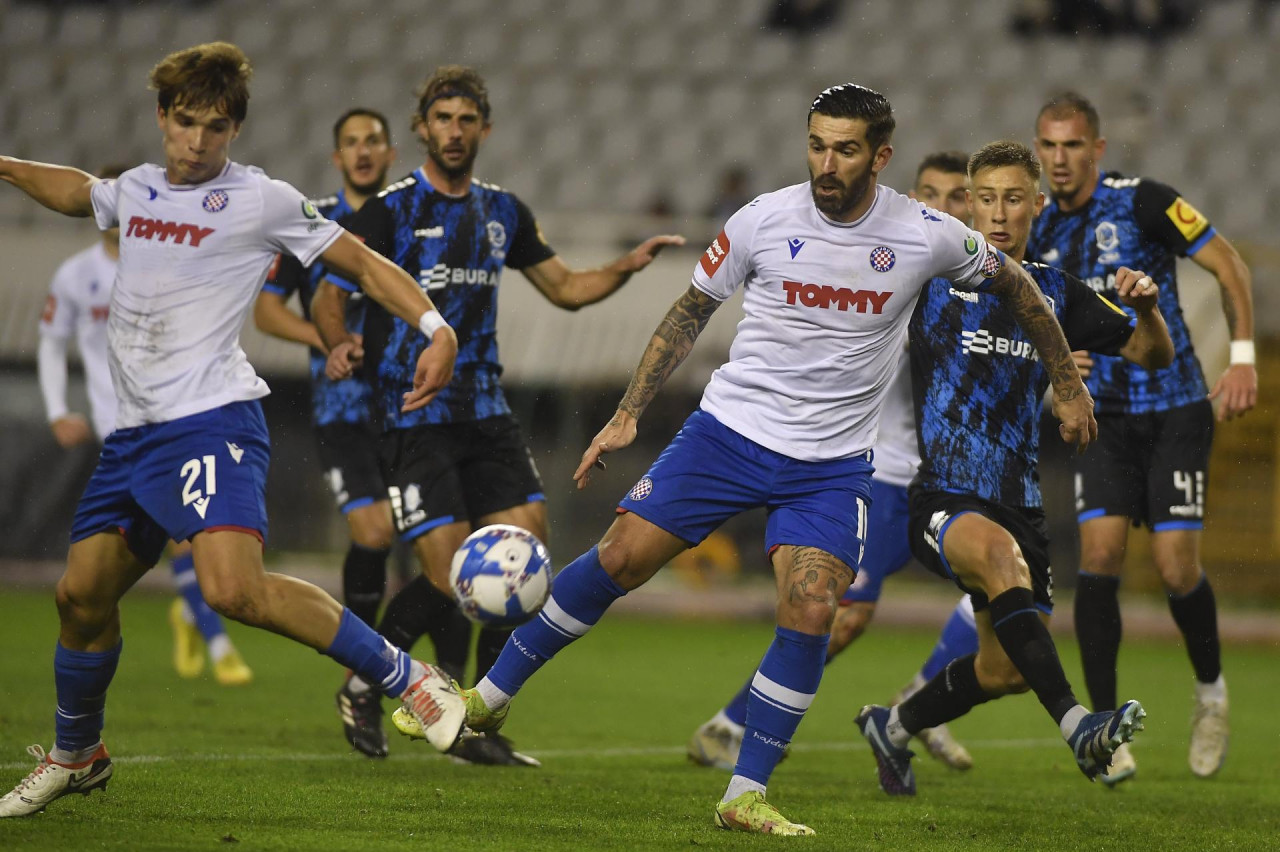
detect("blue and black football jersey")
[332,169,556,430]
[262,189,373,427]
[1027,172,1215,415]
[911,263,1135,507]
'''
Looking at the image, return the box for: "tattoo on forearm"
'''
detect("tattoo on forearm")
[991,265,1080,397]
[1219,285,1239,338]
[618,286,719,418]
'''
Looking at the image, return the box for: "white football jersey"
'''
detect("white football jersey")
[693,182,998,461]
[869,347,919,488]
[38,242,118,439]
[90,162,342,428]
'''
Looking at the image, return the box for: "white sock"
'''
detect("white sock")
[476,676,511,710]
[886,705,911,749]
[1060,705,1088,740]
[722,774,765,803]
[50,741,101,766]
[1195,674,1227,704]
[347,674,373,695]
[711,709,745,735]
[207,634,232,663]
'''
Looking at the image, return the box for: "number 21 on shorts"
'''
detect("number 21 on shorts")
[181,455,217,518]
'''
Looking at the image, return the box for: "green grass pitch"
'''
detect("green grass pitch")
[0,588,1277,850]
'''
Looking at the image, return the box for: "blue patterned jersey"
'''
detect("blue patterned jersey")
[262,189,373,427]
[1027,172,1216,414]
[332,170,555,430]
[911,263,1135,507]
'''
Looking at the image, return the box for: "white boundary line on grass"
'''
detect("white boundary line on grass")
[0,737,1062,770]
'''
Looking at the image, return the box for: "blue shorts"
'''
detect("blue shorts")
[840,478,913,605]
[70,400,271,565]
[617,409,872,572]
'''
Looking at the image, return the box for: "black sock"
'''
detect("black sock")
[1074,573,1122,711]
[474,626,514,681]
[377,576,471,681]
[342,544,389,628]
[898,654,991,733]
[1168,575,1222,684]
[989,587,1079,724]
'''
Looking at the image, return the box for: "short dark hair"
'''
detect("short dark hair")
[968,141,1042,184]
[916,150,969,179]
[97,164,132,181]
[808,83,895,150]
[412,65,490,130]
[1037,90,1101,138]
[332,107,392,149]
[149,41,252,123]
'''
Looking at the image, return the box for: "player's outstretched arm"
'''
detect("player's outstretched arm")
[320,231,457,410]
[1113,267,1173,370]
[1191,233,1257,421]
[0,157,96,217]
[573,284,720,488]
[311,280,361,380]
[253,290,326,352]
[987,261,1097,452]
[523,234,686,310]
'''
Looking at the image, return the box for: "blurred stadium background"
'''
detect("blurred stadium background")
[1,0,1278,619]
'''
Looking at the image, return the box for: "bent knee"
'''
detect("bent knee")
[55,577,113,631]
[1080,543,1124,576]
[981,539,1031,593]
[199,582,260,624]
[831,604,872,647]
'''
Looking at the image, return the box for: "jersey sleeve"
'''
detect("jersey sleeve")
[691,199,763,301]
[260,179,343,267]
[325,196,396,293]
[89,178,121,230]
[1132,178,1216,257]
[39,258,79,338]
[920,206,1002,291]
[1059,270,1136,355]
[504,194,556,269]
[263,252,304,298]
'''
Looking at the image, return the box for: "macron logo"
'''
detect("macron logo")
[782,280,892,313]
[125,216,214,247]
[787,237,805,259]
[226,442,244,463]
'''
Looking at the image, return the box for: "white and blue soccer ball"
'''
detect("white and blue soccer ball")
[450,524,553,627]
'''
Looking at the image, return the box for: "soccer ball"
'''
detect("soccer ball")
[450,524,553,627]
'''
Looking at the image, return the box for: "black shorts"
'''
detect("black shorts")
[907,485,1054,613]
[1075,400,1213,531]
[380,415,545,541]
[315,421,386,513]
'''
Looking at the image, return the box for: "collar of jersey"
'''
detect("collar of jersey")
[415,167,470,200]
[813,184,880,229]
[164,160,233,192]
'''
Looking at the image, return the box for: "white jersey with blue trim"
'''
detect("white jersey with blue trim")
[692,182,998,462]
[869,347,919,487]
[90,162,343,428]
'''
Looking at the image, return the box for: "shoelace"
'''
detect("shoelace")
[9,746,51,795]
[405,680,446,727]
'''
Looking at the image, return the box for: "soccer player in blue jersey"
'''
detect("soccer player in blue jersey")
[397,87,1102,836]
[855,140,1173,796]
[687,151,981,774]
[312,65,683,765]
[1029,92,1255,782]
[0,42,469,818]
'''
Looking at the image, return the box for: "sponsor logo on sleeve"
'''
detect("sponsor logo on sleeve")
[964,235,979,256]
[869,246,896,272]
[700,229,730,277]
[201,189,229,213]
[301,199,319,220]
[1165,197,1209,243]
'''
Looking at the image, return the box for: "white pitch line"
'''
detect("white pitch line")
[0,737,1062,771]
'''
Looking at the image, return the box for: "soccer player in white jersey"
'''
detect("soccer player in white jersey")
[0,42,469,819]
[687,152,980,774]
[395,84,1096,836]
[40,164,254,688]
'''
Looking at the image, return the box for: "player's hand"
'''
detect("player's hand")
[50,414,92,448]
[1051,382,1097,454]
[1115,267,1158,314]
[1072,350,1094,379]
[403,326,457,412]
[573,410,638,490]
[325,336,364,381]
[620,234,686,273]
[1209,363,1257,421]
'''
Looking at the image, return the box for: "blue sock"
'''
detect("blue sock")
[54,641,122,752]
[733,627,829,786]
[171,551,227,644]
[920,597,979,681]
[723,676,753,727]
[484,547,625,697]
[326,608,413,697]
